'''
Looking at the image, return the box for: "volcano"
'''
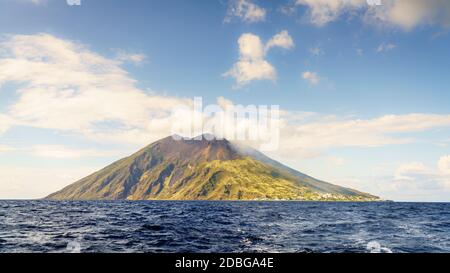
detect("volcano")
[47,135,378,201]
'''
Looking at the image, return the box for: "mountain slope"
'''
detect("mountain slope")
[46,135,379,201]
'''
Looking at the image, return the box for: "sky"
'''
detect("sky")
[0,0,450,201]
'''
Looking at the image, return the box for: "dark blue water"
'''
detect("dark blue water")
[0,201,448,253]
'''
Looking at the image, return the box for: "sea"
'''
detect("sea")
[0,201,448,253]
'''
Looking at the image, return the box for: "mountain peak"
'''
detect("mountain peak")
[150,134,238,162]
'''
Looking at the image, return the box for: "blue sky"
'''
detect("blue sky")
[1,0,450,201]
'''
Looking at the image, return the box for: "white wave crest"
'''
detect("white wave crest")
[366,241,392,253]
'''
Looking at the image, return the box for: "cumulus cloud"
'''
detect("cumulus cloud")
[224,31,294,87]
[293,0,450,30]
[366,0,450,30]
[0,33,190,145]
[237,33,265,60]
[438,155,450,175]
[394,161,431,180]
[295,0,366,26]
[225,0,266,23]
[265,30,295,51]
[437,155,450,188]
[223,33,276,87]
[391,155,450,193]
[302,71,321,85]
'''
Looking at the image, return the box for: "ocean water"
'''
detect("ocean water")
[0,201,448,253]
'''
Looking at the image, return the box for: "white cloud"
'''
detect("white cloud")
[295,0,366,26]
[438,155,450,188]
[438,155,450,175]
[366,0,450,30]
[394,161,431,180]
[223,33,275,87]
[390,155,450,193]
[302,71,321,85]
[294,0,450,30]
[224,31,294,87]
[237,33,266,60]
[277,113,450,158]
[0,33,190,145]
[265,30,295,51]
[376,42,397,53]
[2,33,449,155]
[225,0,266,23]
[217,96,234,109]
[224,59,276,87]
[30,145,121,159]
